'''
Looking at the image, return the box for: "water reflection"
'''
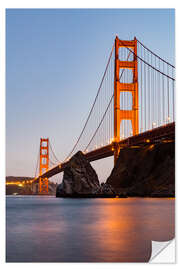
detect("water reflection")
[6,197,174,262]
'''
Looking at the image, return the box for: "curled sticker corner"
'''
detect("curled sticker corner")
[150,239,175,263]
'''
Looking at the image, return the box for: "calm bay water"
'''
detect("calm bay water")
[6,196,175,262]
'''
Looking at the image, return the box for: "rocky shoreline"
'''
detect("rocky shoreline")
[106,141,175,198]
[56,141,175,198]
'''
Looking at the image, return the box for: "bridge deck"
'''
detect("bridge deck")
[34,122,175,181]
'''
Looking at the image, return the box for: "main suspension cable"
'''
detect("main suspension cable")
[49,141,60,163]
[136,38,175,68]
[84,50,132,151]
[64,43,115,161]
[118,39,175,81]
[34,148,40,178]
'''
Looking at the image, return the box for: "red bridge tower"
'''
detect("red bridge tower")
[114,36,139,163]
[39,138,49,194]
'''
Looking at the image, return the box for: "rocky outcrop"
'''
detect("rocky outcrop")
[56,151,116,198]
[106,142,175,197]
[99,183,116,196]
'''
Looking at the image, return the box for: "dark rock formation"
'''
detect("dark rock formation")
[99,183,115,195]
[106,142,175,197]
[56,151,116,198]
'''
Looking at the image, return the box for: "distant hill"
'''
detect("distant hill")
[6,176,57,195]
[6,176,33,182]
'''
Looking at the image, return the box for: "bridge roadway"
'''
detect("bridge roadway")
[34,122,175,182]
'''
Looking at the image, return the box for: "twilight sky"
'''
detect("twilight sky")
[6,9,175,183]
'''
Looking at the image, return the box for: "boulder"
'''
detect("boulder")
[56,151,100,197]
[56,151,116,198]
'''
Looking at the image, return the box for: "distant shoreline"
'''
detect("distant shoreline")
[6,194,175,198]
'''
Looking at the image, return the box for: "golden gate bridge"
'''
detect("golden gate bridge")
[32,36,175,194]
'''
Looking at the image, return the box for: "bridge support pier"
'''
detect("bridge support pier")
[39,177,49,194]
[114,143,121,164]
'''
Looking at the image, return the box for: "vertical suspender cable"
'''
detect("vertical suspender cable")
[154,57,157,127]
[167,65,170,122]
[141,45,143,132]
[148,51,150,130]
[144,48,146,131]
[162,62,165,124]
[158,58,161,126]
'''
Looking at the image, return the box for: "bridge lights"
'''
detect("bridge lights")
[167,116,171,123]
[152,122,156,128]
[110,137,114,144]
